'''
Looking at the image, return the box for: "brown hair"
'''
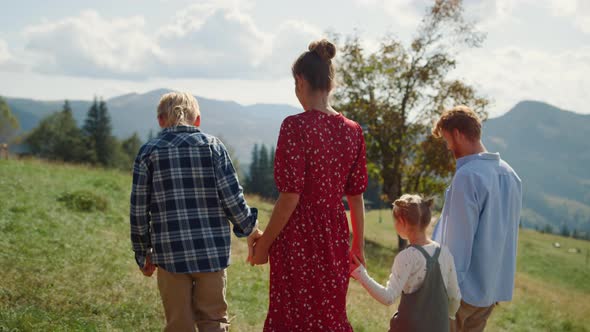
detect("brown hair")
[432,105,482,141]
[392,194,435,229]
[292,39,336,92]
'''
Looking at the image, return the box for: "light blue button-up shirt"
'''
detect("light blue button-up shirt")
[433,152,522,307]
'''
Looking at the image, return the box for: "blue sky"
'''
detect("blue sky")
[0,0,589,117]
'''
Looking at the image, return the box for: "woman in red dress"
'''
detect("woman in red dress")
[249,39,368,331]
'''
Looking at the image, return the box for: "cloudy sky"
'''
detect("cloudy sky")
[0,0,589,117]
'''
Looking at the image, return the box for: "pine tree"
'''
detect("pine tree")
[247,144,260,194]
[83,98,115,166]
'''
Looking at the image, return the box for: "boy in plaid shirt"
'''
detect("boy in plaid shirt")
[130,92,261,332]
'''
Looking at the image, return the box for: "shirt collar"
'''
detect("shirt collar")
[456,152,500,170]
[160,125,201,135]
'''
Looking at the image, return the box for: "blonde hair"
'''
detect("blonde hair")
[432,105,481,141]
[157,92,200,127]
[392,194,435,229]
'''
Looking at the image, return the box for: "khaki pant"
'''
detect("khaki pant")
[157,267,230,332]
[450,300,496,332]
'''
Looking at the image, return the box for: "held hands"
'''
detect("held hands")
[349,254,363,280]
[141,255,156,277]
[247,227,269,266]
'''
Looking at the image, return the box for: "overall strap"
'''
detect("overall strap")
[409,244,441,263]
[410,244,431,260]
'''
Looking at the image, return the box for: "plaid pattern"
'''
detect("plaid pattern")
[130,126,258,273]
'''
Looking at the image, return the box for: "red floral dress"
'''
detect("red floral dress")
[264,110,368,332]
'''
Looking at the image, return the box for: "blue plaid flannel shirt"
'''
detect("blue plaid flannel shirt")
[130,126,258,273]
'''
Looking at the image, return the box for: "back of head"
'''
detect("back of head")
[393,194,435,229]
[157,92,200,127]
[292,39,336,92]
[432,105,482,141]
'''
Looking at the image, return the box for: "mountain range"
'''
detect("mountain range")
[4,90,590,235]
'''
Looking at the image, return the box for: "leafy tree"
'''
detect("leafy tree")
[0,96,19,143]
[333,0,489,248]
[122,132,142,159]
[25,101,88,162]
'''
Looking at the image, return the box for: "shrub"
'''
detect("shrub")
[57,190,108,212]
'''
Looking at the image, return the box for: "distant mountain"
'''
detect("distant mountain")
[4,89,300,163]
[482,100,590,235]
[4,92,590,235]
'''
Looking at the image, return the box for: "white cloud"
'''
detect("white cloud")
[0,39,24,72]
[20,2,324,80]
[354,0,428,28]
[454,46,590,116]
[24,10,163,79]
[546,0,590,33]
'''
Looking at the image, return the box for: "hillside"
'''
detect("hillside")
[482,101,590,235]
[5,89,300,163]
[4,92,590,235]
[1,159,589,331]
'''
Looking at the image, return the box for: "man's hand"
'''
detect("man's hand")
[141,255,156,277]
[247,228,263,263]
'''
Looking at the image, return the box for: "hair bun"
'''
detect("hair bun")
[309,39,336,61]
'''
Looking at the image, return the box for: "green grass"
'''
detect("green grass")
[1,158,589,331]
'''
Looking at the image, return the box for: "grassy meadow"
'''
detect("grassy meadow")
[1,159,589,331]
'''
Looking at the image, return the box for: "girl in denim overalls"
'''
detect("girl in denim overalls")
[351,194,461,331]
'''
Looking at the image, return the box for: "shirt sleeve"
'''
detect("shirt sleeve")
[130,155,152,268]
[445,247,462,319]
[345,123,368,196]
[442,171,480,285]
[213,140,258,238]
[351,250,413,306]
[274,117,305,194]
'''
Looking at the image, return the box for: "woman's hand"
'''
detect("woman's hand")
[349,254,363,279]
[350,242,366,267]
[247,228,263,263]
[250,240,270,266]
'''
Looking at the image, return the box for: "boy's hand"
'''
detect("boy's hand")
[247,228,263,263]
[141,255,156,277]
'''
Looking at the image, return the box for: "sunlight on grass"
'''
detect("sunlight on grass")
[1,159,589,331]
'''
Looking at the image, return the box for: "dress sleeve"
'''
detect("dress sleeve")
[345,123,368,195]
[274,116,306,194]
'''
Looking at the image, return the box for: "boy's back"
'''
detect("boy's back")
[130,126,258,274]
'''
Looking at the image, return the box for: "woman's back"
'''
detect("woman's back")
[274,109,367,205]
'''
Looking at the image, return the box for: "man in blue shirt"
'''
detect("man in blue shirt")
[432,105,522,332]
[130,92,261,332]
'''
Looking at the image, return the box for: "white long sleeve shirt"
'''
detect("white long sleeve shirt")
[351,242,462,319]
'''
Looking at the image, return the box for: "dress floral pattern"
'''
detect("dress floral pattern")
[264,110,368,332]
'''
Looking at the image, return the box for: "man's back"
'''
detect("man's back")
[434,152,522,307]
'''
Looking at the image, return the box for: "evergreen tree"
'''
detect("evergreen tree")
[560,224,570,237]
[83,98,115,166]
[247,144,261,194]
